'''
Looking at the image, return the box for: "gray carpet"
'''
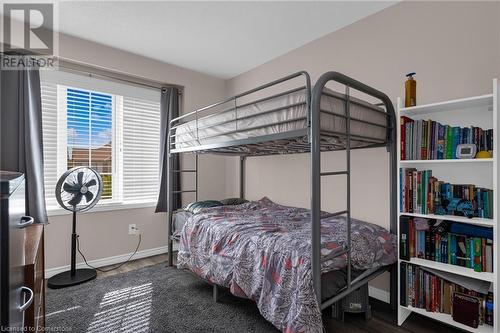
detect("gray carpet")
[46,264,278,332]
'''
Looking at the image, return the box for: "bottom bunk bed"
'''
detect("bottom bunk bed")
[175,197,397,333]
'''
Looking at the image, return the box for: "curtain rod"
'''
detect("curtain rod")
[57,58,183,94]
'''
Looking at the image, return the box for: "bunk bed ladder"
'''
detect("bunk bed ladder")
[167,154,199,266]
[318,85,353,289]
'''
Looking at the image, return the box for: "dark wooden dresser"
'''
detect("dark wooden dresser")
[24,224,45,331]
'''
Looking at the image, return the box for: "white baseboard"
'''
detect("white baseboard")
[46,247,391,305]
[368,285,390,303]
[45,244,176,278]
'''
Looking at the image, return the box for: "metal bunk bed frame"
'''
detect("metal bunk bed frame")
[166,71,398,313]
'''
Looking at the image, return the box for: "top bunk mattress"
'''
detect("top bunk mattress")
[172,87,388,151]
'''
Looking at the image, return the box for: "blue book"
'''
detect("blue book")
[440,236,448,263]
[469,238,475,269]
[449,223,493,239]
[436,235,441,262]
[437,123,445,159]
[419,230,426,258]
[441,183,452,201]
[450,234,457,265]
[483,191,490,219]
[452,127,461,159]
[476,189,483,218]
[462,127,469,144]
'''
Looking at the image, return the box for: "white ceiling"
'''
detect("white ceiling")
[58,1,396,79]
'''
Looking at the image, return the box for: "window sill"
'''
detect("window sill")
[47,201,158,217]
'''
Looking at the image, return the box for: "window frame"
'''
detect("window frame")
[45,84,160,216]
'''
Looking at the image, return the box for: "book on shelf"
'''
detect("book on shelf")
[400,262,494,328]
[399,217,494,273]
[400,117,493,160]
[400,168,494,219]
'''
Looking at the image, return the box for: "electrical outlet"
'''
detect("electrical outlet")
[128,224,138,235]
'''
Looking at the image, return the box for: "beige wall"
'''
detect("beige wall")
[45,34,228,270]
[225,1,500,292]
[47,2,500,290]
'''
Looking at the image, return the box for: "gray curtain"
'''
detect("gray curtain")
[155,87,181,213]
[0,67,48,224]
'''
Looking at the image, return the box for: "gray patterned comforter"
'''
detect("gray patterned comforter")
[177,197,396,332]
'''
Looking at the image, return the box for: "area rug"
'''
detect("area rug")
[46,263,278,332]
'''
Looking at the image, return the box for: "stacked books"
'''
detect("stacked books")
[400,168,494,218]
[400,262,494,328]
[400,116,493,160]
[399,217,494,273]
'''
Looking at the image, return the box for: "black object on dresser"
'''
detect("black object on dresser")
[0,171,34,330]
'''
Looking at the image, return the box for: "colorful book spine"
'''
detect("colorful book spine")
[400,117,493,160]
[400,262,494,327]
[400,168,493,219]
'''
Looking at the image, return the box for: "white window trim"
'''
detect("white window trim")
[114,95,124,203]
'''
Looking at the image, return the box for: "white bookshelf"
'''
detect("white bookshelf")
[399,213,495,228]
[397,79,499,333]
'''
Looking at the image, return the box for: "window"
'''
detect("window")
[66,88,114,199]
[40,70,161,212]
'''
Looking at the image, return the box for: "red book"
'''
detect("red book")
[409,218,415,257]
[432,276,437,312]
[400,116,414,160]
[435,277,440,312]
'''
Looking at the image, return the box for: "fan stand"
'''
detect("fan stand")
[47,210,97,289]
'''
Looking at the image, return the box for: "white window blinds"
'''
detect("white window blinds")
[122,96,161,203]
[40,80,59,209]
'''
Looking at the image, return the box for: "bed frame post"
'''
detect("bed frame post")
[239,156,246,199]
[345,86,352,290]
[167,137,174,267]
[195,154,199,202]
[213,284,220,303]
[388,97,398,310]
[310,77,322,305]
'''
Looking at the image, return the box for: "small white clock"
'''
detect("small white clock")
[456,144,477,159]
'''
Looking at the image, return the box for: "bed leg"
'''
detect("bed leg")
[390,264,398,310]
[213,284,220,303]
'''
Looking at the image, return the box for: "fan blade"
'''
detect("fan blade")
[85,179,97,187]
[63,182,80,193]
[77,171,84,186]
[68,193,83,207]
[84,191,94,203]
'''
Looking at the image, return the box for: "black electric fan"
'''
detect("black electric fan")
[47,167,103,289]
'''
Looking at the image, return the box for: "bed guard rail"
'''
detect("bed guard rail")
[168,71,311,153]
[310,71,397,308]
